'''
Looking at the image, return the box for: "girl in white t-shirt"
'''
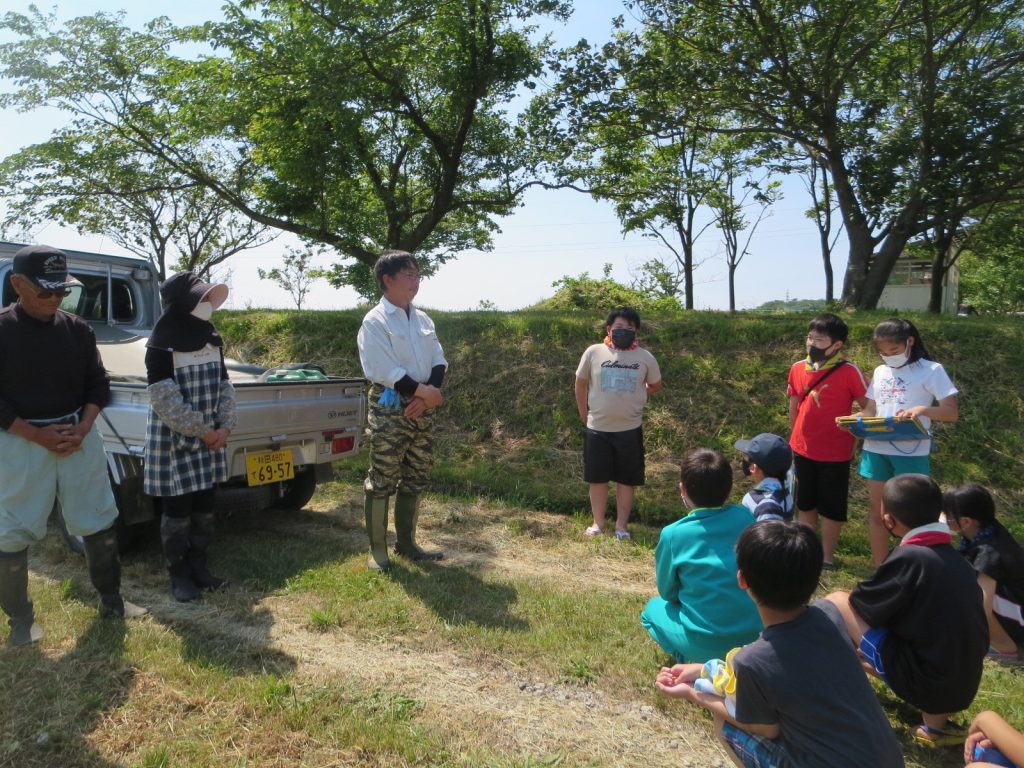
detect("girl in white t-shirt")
[856,319,959,565]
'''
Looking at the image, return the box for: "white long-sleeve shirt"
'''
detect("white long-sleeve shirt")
[357,296,447,387]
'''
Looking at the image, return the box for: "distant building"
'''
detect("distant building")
[878,247,960,315]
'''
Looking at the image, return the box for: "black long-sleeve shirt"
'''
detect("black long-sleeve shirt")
[0,304,111,428]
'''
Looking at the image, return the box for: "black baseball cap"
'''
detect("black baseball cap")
[12,245,82,291]
[734,433,793,476]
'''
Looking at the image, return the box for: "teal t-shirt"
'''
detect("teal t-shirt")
[651,503,762,659]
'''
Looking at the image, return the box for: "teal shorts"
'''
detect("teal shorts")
[0,427,118,551]
[858,450,930,482]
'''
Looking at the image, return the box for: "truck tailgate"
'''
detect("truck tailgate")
[101,377,367,472]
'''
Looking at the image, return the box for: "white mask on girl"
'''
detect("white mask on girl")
[880,345,910,368]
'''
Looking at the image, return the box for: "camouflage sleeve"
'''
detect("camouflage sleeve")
[217,380,238,431]
[147,378,210,437]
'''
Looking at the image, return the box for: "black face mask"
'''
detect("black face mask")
[611,328,636,349]
[807,344,835,364]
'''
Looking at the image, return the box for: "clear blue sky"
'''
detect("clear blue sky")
[0,0,842,311]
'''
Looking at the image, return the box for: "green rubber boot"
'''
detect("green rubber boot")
[394,493,443,561]
[364,494,391,571]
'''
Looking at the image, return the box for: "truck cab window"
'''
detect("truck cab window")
[63,275,137,323]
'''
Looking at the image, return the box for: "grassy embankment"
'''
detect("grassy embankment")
[0,308,1020,768]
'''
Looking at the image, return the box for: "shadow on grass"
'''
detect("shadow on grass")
[389,559,529,632]
[0,615,132,768]
[37,501,366,678]
[145,504,367,675]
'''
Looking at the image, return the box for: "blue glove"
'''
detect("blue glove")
[379,387,401,410]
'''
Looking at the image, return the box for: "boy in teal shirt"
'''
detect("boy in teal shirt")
[641,448,762,662]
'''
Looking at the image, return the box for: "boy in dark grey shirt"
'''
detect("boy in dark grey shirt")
[656,520,904,768]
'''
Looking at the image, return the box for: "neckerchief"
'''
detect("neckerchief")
[958,524,996,554]
[900,521,953,548]
[803,353,845,373]
[604,335,638,351]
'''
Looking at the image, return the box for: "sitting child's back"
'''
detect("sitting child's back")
[656,520,904,768]
[850,517,987,714]
[641,449,761,662]
[735,598,904,768]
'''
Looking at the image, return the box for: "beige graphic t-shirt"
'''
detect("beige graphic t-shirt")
[575,344,662,432]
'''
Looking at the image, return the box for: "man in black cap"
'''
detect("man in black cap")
[0,245,146,647]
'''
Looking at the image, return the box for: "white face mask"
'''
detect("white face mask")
[880,345,910,368]
[191,301,214,321]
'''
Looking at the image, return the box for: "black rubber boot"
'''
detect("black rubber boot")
[393,493,443,561]
[83,526,148,619]
[160,516,201,602]
[187,513,228,591]
[364,494,391,571]
[0,549,43,646]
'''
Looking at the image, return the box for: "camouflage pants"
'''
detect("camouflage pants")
[364,385,436,497]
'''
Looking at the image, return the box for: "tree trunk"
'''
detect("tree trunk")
[682,240,695,310]
[928,250,945,314]
[728,263,736,313]
[927,227,958,313]
[818,228,834,303]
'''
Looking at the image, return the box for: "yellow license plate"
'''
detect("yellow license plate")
[245,450,295,486]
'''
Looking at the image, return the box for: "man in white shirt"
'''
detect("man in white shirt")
[357,251,447,571]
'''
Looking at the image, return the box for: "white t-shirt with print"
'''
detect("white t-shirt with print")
[864,359,958,457]
[575,343,661,433]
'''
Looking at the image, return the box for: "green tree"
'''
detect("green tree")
[797,152,843,304]
[0,0,570,287]
[0,143,272,282]
[705,146,782,312]
[256,245,326,310]
[531,30,727,310]
[623,0,1024,309]
[958,202,1024,314]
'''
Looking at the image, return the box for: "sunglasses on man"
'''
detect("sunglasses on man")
[15,275,73,300]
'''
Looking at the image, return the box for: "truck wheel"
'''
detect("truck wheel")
[275,469,318,510]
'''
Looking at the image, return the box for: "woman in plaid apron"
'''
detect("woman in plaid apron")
[144,272,236,602]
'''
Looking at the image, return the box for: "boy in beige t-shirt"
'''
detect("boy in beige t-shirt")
[575,307,662,539]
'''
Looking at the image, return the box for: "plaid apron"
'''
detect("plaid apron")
[144,354,228,497]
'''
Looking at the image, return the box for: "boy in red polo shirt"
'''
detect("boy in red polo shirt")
[788,314,868,569]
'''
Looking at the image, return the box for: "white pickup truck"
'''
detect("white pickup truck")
[0,242,367,547]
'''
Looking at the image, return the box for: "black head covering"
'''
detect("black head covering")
[147,271,226,352]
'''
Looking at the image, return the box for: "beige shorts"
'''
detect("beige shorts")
[0,426,118,551]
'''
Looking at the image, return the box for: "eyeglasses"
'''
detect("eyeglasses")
[28,283,72,300]
[15,276,72,300]
[397,270,421,281]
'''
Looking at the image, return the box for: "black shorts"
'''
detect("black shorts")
[793,453,852,522]
[583,426,645,486]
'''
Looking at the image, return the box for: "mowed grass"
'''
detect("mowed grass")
[1,307,1022,767]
